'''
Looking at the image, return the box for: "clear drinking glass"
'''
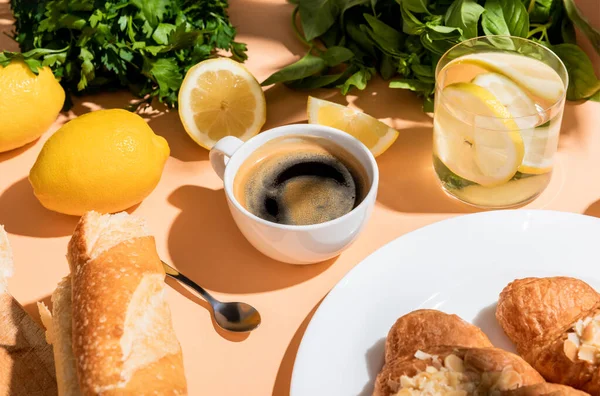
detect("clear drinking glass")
[433,36,568,208]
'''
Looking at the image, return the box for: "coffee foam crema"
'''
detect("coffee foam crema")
[234,135,369,226]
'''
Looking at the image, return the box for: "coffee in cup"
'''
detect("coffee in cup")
[233,135,369,226]
[209,124,378,264]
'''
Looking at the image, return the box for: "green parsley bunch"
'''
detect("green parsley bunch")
[0,0,246,109]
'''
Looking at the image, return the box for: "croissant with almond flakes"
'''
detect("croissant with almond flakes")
[373,345,544,396]
[496,277,600,394]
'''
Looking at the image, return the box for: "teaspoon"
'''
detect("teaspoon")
[162,261,261,332]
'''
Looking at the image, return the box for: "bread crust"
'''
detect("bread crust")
[496,277,600,394]
[50,276,81,396]
[384,309,493,362]
[69,212,186,395]
[374,346,544,396]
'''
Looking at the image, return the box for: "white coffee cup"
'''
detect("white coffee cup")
[209,124,379,264]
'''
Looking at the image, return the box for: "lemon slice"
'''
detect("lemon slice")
[456,52,564,102]
[307,96,399,157]
[435,83,524,187]
[178,58,266,149]
[472,73,540,129]
[517,123,560,174]
[472,72,557,174]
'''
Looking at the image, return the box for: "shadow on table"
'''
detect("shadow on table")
[167,185,335,294]
[558,102,583,149]
[0,178,78,237]
[262,77,432,131]
[272,298,324,396]
[3,294,57,396]
[229,0,305,59]
[583,199,600,218]
[0,140,38,163]
[376,126,480,214]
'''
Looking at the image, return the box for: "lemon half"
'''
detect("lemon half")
[307,96,399,157]
[178,58,266,150]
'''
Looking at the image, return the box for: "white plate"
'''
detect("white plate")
[290,210,600,396]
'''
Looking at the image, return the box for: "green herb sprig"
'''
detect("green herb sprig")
[264,0,600,110]
[1,0,247,110]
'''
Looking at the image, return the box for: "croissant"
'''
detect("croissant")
[384,309,493,362]
[496,277,600,394]
[373,345,544,396]
[374,310,544,396]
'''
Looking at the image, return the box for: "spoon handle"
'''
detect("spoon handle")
[161,261,217,305]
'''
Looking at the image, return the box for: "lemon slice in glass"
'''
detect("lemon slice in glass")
[456,52,565,102]
[472,72,557,174]
[435,83,524,187]
[307,96,399,157]
[178,58,266,149]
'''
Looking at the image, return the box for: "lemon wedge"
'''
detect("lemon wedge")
[472,72,557,174]
[307,96,399,157]
[435,83,524,187]
[456,52,564,102]
[178,58,266,150]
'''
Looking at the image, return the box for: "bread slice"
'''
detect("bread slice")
[39,277,81,396]
[67,211,186,394]
[384,309,493,362]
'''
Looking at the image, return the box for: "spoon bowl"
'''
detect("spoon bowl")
[162,261,261,332]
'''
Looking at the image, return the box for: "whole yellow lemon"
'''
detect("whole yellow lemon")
[0,60,65,152]
[29,109,170,216]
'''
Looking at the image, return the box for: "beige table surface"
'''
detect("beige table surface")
[1,0,600,394]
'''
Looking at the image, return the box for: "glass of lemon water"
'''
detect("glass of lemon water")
[433,36,567,208]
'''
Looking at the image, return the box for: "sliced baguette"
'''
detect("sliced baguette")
[65,211,186,394]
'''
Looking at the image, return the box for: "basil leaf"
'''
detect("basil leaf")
[563,0,600,55]
[299,0,339,41]
[411,63,435,82]
[420,32,456,55]
[261,54,327,86]
[423,95,434,112]
[444,0,485,39]
[561,18,577,44]
[346,19,377,57]
[589,90,600,102]
[286,73,344,89]
[400,3,426,35]
[482,0,529,38]
[389,78,433,93]
[380,54,398,80]
[525,0,554,23]
[321,46,354,66]
[338,67,375,94]
[426,23,463,40]
[552,44,600,100]
[362,14,405,55]
[398,0,431,14]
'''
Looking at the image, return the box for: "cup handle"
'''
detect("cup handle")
[209,136,245,180]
